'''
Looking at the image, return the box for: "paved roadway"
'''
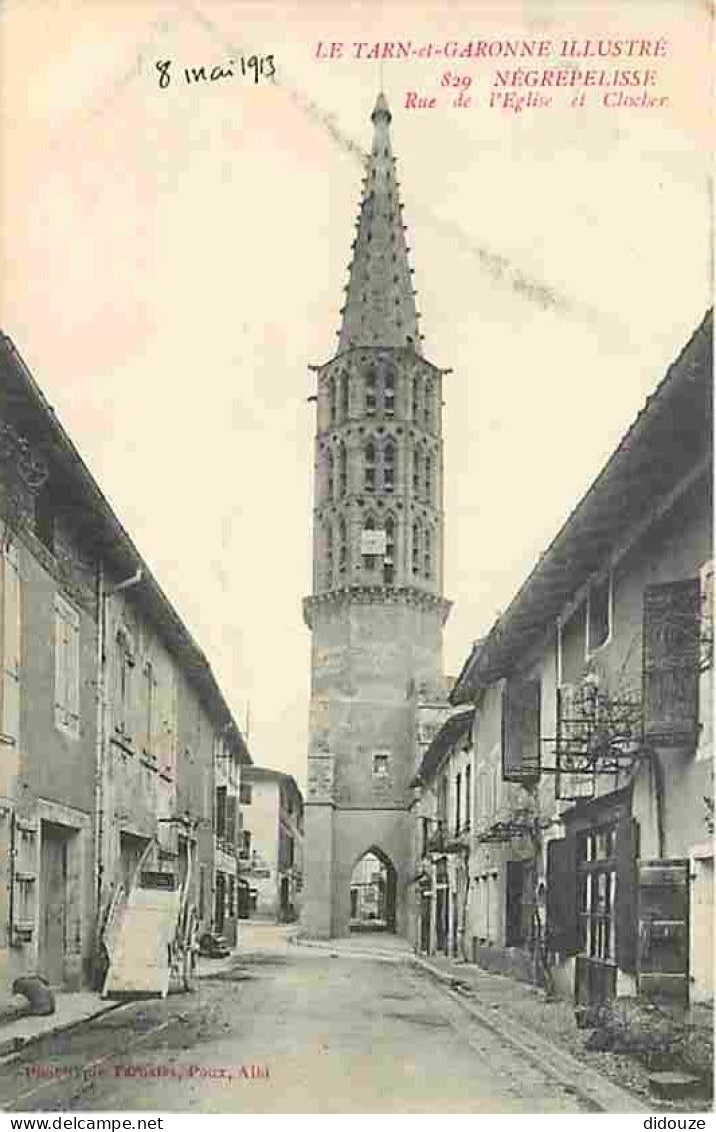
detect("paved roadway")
[0,929,606,1114]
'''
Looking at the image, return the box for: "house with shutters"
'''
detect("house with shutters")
[450,310,713,1009]
[0,332,251,989]
[409,707,475,957]
[212,728,250,945]
[239,767,304,921]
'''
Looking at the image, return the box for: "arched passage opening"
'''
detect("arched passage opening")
[349,848,397,933]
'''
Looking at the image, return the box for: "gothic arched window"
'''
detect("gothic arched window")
[412,521,421,576]
[364,441,376,493]
[424,452,432,503]
[327,449,334,500]
[424,527,432,579]
[383,438,396,493]
[362,514,377,572]
[365,368,377,416]
[384,368,395,418]
[338,517,348,577]
[338,442,348,497]
[384,515,396,586]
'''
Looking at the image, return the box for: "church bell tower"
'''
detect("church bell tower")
[302,94,451,938]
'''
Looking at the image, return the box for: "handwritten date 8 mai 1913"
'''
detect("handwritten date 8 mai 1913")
[155,56,275,89]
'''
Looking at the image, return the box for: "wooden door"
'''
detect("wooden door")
[39,825,68,986]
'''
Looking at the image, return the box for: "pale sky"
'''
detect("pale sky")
[0,0,711,788]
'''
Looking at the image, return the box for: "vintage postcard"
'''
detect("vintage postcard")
[0,0,712,1118]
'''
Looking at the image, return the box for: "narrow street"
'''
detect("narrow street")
[0,929,618,1115]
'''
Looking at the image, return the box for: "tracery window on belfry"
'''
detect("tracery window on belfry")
[338,442,348,497]
[364,440,376,493]
[383,438,396,493]
[325,522,334,588]
[365,368,377,416]
[362,513,377,572]
[424,526,433,580]
[338,517,348,578]
[412,519,421,577]
[384,367,395,418]
[384,514,396,586]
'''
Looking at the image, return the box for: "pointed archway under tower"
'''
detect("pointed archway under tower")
[301,93,452,940]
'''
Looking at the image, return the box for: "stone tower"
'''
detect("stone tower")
[302,94,451,939]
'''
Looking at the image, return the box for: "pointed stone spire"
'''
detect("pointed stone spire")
[338,93,420,353]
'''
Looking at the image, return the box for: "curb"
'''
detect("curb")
[412,956,647,1115]
[0,1000,127,1067]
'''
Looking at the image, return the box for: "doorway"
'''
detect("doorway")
[39,822,72,986]
[349,849,396,933]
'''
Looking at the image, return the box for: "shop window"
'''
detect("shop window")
[587,575,612,653]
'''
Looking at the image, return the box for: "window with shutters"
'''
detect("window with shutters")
[464,763,472,831]
[501,678,541,783]
[142,659,157,758]
[215,785,227,840]
[54,593,80,738]
[587,574,612,654]
[2,544,21,746]
[643,578,700,747]
[113,626,135,740]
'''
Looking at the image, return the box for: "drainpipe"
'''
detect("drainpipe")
[93,566,143,966]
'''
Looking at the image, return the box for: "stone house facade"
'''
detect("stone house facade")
[0,332,250,989]
[450,311,713,1007]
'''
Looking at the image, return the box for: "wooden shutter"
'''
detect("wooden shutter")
[226,796,237,846]
[637,858,689,1004]
[546,833,578,956]
[643,579,700,746]
[2,545,21,744]
[615,814,639,974]
[502,678,541,782]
